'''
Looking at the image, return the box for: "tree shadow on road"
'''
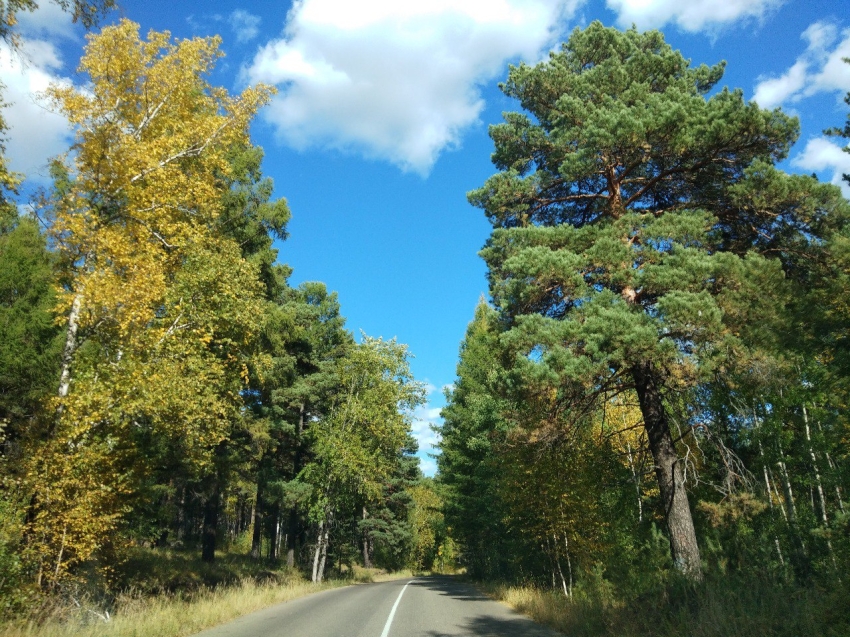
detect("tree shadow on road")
[420,614,561,637]
[411,577,561,636]
[410,576,490,602]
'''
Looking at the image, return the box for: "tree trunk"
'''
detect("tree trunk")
[803,407,829,525]
[268,503,280,561]
[311,519,325,583]
[251,475,264,559]
[201,478,220,563]
[46,289,84,443]
[631,360,702,581]
[286,507,298,568]
[776,446,810,579]
[57,293,82,400]
[317,525,329,583]
[553,534,569,598]
[362,507,372,569]
[286,403,307,568]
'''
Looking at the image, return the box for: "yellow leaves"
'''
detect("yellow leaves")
[22,433,132,587]
[47,19,273,234]
[408,483,445,569]
[25,19,274,584]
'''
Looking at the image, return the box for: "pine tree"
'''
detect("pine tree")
[438,300,514,579]
[470,22,849,580]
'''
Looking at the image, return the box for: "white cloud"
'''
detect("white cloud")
[605,0,783,33]
[229,10,261,43]
[243,0,580,175]
[411,402,444,477]
[753,21,850,109]
[792,137,850,198]
[419,456,438,477]
[15,2,77,39]
[751,60,807,109]
[1,37,73,180]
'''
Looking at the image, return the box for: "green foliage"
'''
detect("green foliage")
[438,301,516,579]
[442,19,850,615]
[0,487,33,619]
[303,336,425,511]
[0,217,62,437]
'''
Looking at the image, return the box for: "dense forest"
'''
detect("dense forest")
[0,11,450,620]
[1,4,850,636]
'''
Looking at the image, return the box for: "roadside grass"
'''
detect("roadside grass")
[0,547,415,637]
[340,565,433,582]
[481,573,850,637]
[0,576,342,637]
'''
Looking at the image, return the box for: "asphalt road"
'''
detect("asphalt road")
[193,576,562,637]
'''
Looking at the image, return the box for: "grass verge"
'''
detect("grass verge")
[0,544,425,637]
[0,576,345,637]
[479,574,850,637]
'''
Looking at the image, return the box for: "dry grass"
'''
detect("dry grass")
[481,575,850,637]
[0,576,345,637]
[337,565,426,583]
[0,549,428,637]
[486,585,576,633]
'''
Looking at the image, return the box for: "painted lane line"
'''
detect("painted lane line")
[379,579,415,637]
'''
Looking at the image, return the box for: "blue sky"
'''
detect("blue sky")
[3,0,849,475]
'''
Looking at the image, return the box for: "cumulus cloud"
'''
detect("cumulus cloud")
[229,10,261,43]
[1,38,73,180]
[792,137,850,198]
[15,1,77,39]
[753,21,850,109]
[605,0,783,33]
[411,403,443,477]
[243,0,580,175]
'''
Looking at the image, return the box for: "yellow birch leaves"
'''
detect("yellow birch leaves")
[25,20,273,584]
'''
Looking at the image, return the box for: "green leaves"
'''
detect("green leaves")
[472,22,799,233]
[0,218,62,429]
[304,337,425,505]
[459,21,850,583]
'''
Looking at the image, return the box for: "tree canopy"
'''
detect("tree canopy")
[453,21,850,582]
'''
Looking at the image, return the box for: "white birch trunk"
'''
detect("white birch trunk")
[317,517,330,583]
[57,293,83,402]
[311,520,324,583]
[803,406,829,525]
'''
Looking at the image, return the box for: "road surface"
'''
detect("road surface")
[193,575,561,637]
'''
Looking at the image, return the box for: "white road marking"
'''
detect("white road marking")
[379,579,415,637]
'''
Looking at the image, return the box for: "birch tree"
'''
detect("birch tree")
[22,19,274,583]
[302,336,424,582]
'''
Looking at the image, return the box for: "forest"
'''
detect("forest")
[0,9,451,626]
[1,4,849,637]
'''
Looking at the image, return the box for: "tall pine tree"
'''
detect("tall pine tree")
[470,22,849,580]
